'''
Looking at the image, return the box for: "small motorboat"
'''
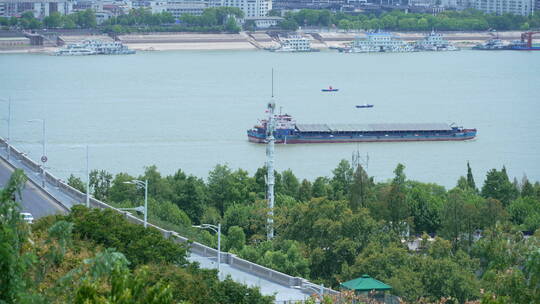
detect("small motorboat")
[321,86,339,92]
[356,104,374,108]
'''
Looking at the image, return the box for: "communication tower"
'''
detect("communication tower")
[266,101,276,240]
[266,69,276,240]
[352,146,369,172]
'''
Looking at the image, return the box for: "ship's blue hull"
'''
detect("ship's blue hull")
[510,46,540,51]
[247,129,477,144]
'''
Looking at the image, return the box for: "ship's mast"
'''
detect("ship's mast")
[266,69,276,240]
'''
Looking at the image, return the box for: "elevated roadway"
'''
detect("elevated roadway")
[0,156,66,218]
[0,140,326,303]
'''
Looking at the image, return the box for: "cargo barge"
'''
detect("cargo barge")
[247,113,476,144]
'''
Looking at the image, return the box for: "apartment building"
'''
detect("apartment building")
[467,0,534,15]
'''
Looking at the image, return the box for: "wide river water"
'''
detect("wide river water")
[0,50,539,188]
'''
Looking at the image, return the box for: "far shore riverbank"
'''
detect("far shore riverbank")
[0,30,534,54]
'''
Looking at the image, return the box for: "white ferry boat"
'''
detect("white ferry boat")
[273,35,312,52]
[55,43,97,56]
[346,32,414,53]
[415,31,458,51]
[55,39,135,56]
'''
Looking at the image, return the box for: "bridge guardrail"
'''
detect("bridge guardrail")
[0,137,338,295]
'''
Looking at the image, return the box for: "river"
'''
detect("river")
[0,49,538,188]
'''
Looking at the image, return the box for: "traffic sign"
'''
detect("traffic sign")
[41,156,47,163]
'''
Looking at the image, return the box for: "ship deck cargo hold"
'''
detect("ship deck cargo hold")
[247,114,477,144]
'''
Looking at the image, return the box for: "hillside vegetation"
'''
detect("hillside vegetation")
[0,169,273,304]
[66,160,540,303]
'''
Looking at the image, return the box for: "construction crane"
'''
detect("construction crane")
[520,31,540,48]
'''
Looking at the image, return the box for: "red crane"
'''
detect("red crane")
[520,31,540,48]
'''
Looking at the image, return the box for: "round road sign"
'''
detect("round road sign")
[41,156,48,163]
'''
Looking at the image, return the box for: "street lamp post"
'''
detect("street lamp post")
[69,145,90,207]
[85,145,89,207]
[122,179,148,228]
[27,119,46,188]
[0,97,11,161]
[192,223,221,276]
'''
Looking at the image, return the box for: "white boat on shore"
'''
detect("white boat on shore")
[271,35,314,52]
[344,32,414,53]
[415,31,459,51]
[55,39,135,56]
[55,43,97,56]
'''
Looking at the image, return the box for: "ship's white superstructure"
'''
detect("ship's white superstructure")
[348,32,413,53]
[55,40,135,56]
[415,31,459,51]
[273,35,312,52]
[55,43,97,56]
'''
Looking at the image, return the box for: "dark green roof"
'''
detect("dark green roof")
[340,274,392,291]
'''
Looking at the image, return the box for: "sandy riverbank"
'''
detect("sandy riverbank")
[125,42,256,51]
[0,31,535,54]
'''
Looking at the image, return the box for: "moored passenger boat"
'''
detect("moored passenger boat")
[472,39,508,50]
[55,43,96,56]
[247,113,476,144]
[272,35,313,52]
[343,32,414,53]
[415,31,458,51]
[55,39,135,56]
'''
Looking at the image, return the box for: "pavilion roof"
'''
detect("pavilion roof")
[340,274,392,291]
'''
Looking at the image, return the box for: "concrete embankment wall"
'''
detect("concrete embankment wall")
[118,32,256,51]
[0,137,337,297]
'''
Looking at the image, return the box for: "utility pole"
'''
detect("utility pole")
[192,223,221,277]
[28,119,46,188]
[122,179,148,228]
[86,145,90,208]
[0,98,10,161]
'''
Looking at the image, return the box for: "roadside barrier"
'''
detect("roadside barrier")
[0,137,338,296]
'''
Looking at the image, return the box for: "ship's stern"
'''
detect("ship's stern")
[247,129,266,143]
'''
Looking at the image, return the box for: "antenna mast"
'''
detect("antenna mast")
[352,146,369,172]
[266,70,276,240]
[271,68,274,98]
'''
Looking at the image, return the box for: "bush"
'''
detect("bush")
[67,205,189,268]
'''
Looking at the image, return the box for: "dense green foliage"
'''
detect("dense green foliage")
[0,9,97,29]
[0,171,274,303]
[278,9,540,31]
[3,7,539,33]
[64,159,540,303]
[100,7,243,33]
[0,7,242,33]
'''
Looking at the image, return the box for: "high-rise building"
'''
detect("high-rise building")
[467,0,534,16]
[0,0,74,18]
[222,0,271,17]
[149,0,270,18]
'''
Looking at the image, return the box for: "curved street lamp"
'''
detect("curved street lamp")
[27,118,46,188]
[192,223,221,277]
[121,179,148,228]
[68,145,90,207]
